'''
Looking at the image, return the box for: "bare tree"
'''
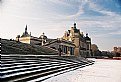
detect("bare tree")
[91,44,99,56]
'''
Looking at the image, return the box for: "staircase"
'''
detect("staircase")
[1,54,94,82]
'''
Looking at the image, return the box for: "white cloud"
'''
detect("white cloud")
[0,0,121,50]
[109,30,121,35]
[48,0,89,19]
[88,0,121,16]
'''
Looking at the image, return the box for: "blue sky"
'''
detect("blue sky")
[0,0,121,51]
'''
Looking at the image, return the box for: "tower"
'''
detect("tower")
[72,22,80,56]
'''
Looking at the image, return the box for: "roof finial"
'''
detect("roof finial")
[42,32,45,35]
[74,22,76,28]
[30,32,31,36]
[86,33,88,37]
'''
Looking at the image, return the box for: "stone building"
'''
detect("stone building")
[113,47,121,53]
[16,25,75,56]
[62,23,91,57]
[16,25,47,45]
[16,23,91,57]
[44,38,75,56]
[112,47,121,57]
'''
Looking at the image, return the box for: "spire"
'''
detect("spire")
[21,24,30,37]
[25,24,27,32]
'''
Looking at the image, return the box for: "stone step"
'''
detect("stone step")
[1,56,75,64]
[2,63,72,78]
[1,62,71,70]
[1,58,74,68]
[1,62,72,74]
[1,55,94,82]
[3,63,82,82]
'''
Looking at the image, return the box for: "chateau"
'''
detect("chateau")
[16,23,91,57]
[62,23,91,57]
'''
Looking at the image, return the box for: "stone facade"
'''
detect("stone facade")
[16,23,92,57]
[16,25,47,45]
[44,38,75,56]
[62,23,91,57]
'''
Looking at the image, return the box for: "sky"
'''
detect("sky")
[0,0,121,51]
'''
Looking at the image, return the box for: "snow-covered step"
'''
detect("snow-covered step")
[3,63,81,82]
[2,62,72,74]
[1,55,94,82]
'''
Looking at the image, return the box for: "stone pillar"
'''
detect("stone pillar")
[62,45,64,53]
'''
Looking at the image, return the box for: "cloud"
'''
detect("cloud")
[73,15,121,40]
[48,0,81,6]
[87,0,121,16]
[47,0,89,18]
[0,0,121,50]
[109,29,121,35]
[54,0,121,20]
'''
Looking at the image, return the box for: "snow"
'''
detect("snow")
[43,59,121,82]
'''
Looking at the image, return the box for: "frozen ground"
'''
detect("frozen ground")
[43,59,121,82]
